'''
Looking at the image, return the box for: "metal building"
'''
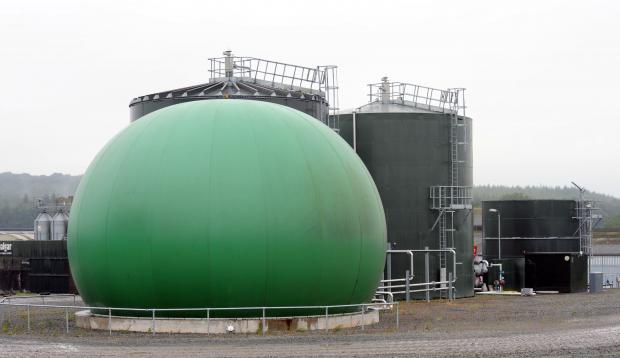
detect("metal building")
[338,78,474,299]
[481,199,599,291]
[129,51,339,130]
[482,200,582,259]
[0,240,74,294]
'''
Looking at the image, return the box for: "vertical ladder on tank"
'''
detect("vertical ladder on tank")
[430,88,471,299]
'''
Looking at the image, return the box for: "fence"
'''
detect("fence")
[0,295,399,336]
[590,255,620,287]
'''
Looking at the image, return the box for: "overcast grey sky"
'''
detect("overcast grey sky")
[0,1,618,196]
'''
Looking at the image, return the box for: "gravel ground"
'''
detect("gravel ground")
[2,290,620,357]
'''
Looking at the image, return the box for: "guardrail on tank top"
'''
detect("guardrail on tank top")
[0,295,399,336]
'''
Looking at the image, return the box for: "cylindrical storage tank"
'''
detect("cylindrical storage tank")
[51,212,68,241]
[337,82,474,299]
[482,200,580,259]
[68,100,387,317]
[34,212,52,241]
[130,90,328,124]
[129,52,333,128]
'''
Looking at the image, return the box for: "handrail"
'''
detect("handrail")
[0,301,390,313]
[0,299,400,335]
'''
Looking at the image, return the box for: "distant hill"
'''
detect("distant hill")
[0,172,618,229]
[0,172,81,229]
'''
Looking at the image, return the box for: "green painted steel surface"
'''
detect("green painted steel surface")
[68,99,386,317]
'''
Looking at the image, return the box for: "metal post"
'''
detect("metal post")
[27,305,30,332]
[73,295,76,305]
[325,307,329,331]
[207,309,210,335]
[352,111,357,152]
[448,272,453,301]
[396,302,399,330]
[425,246,430,302]
[65,307,69,333]
[386,250,392,294]
[405,270,411,302]
[108,308,112,336]
[152,310,155,336]
[262,308,266,336]
[360,305,365,331]
[498,212,501,260]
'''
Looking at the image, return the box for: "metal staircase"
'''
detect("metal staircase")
[367,79,472,301]
[429,88,472,297]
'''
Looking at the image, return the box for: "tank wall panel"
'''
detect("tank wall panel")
[482,200,578,238]
[131,97,328,123]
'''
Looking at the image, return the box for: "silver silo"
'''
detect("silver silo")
[34,212,53,241]
[51,211,69,241]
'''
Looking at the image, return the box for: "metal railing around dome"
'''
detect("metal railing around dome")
[0,295,399,336]
[208,52,340,130]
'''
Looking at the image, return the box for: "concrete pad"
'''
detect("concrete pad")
[75,309,379,334]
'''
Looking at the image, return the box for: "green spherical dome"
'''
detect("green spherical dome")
[68,99,386,317]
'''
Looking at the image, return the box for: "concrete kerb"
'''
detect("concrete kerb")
[75,309,380,334]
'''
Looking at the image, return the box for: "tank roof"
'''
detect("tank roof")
[341,77,467,116]
[130,51,335,107]
[340,101,440,114]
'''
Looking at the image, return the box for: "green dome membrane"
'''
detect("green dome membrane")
[68,99,386,317]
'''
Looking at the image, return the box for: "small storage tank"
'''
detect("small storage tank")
[482,200,581,258]
[51,211,68,241]
[34,212,52,241]
[337,78,474,298]
[129,51,339,130]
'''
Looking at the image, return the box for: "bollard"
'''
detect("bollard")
[396,302,399,330]
[405,270,411,302]
[152,310,156,336]
[206,309,210,335]
[262,308,266,336]
[27,305,30,332]
[425,246,430,302]
[361,305,365,331]
[325,307,329,331]
[108,308,112,336]
[65,307,69,333]
[448,272,453,301]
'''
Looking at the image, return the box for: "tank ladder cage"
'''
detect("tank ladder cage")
[429,186,473,210]
[208,53,340,130]
[572,200,603,256]
[367,81,466,116]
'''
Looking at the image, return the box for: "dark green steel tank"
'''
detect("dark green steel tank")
[482,200,581,259]
[337,80,474,299]
[68,99,387,317]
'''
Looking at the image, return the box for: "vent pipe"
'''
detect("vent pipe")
[380,76,390,103]
[223,50,234,78]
